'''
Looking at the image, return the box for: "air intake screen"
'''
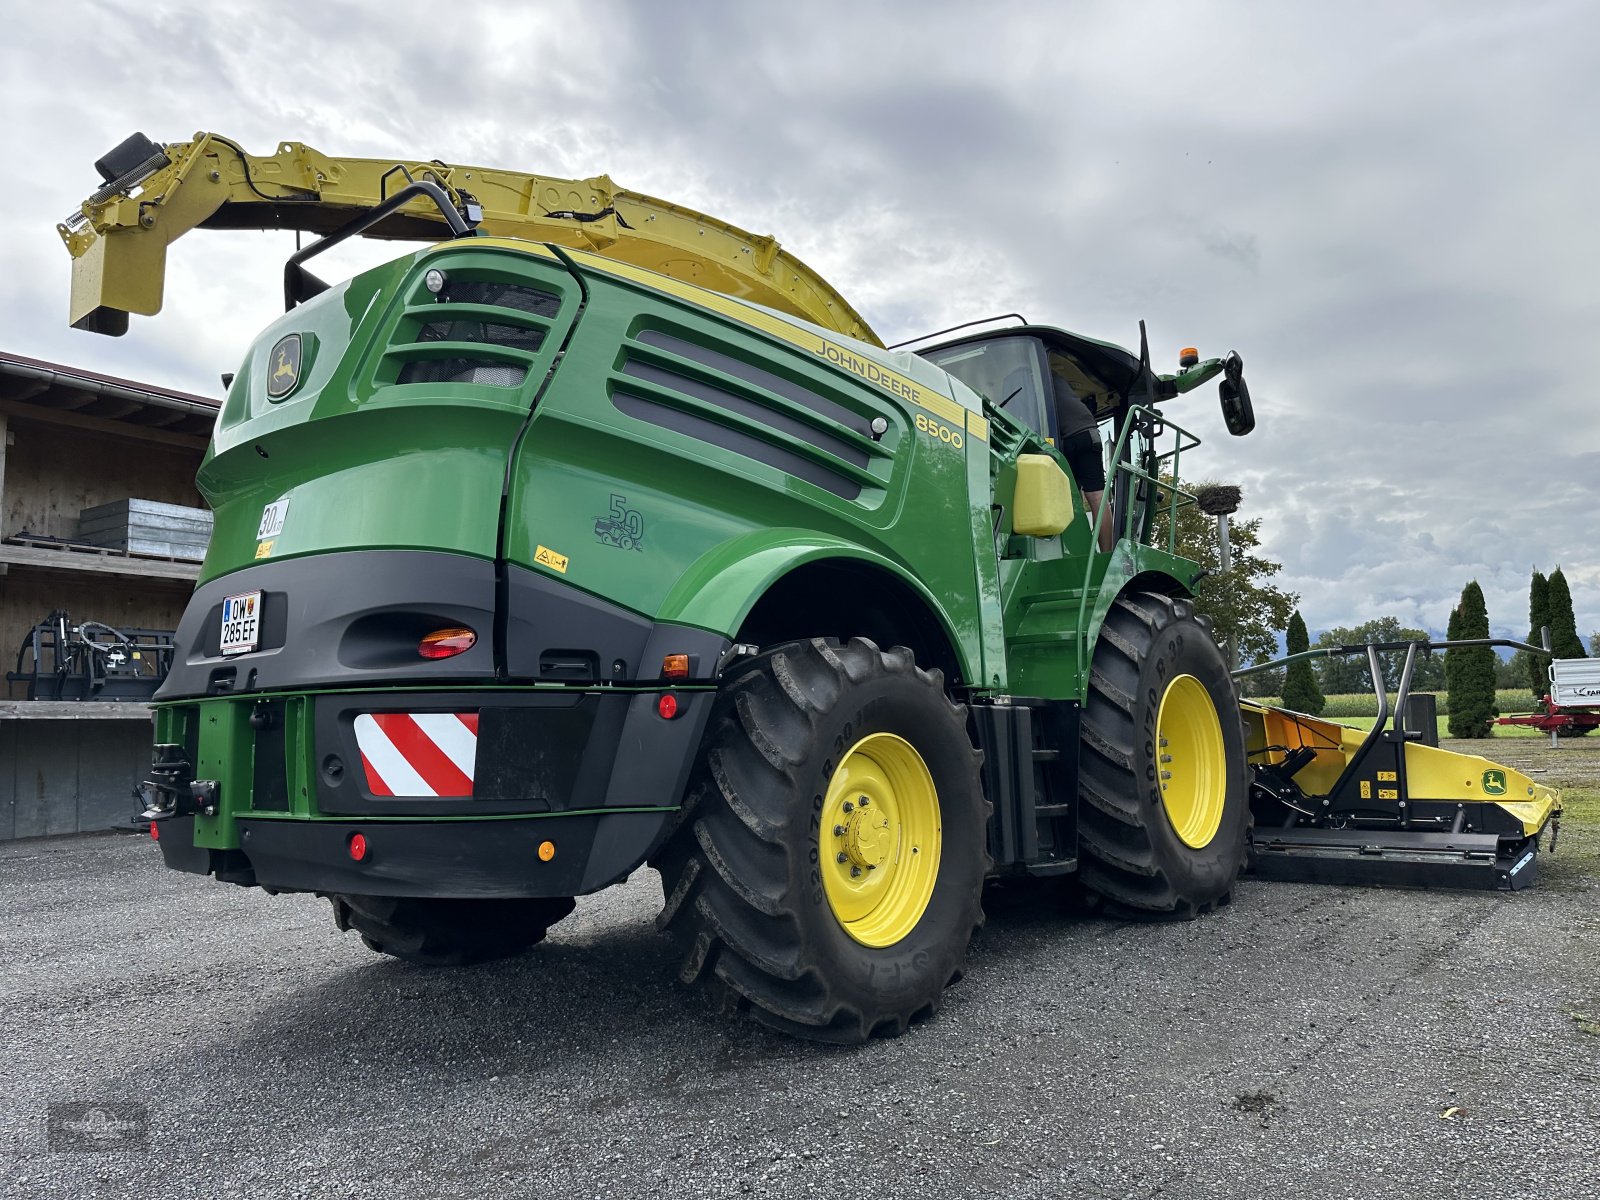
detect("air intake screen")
[394,282,562,388]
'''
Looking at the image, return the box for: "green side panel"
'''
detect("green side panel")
[1000,537,1197,702]
[195,247,583,583]
[188,699,252,849]
[497,264,990,683]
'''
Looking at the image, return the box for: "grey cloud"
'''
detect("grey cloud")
[3,0,1596,641]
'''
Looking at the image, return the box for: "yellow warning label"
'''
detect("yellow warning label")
[534,544,569,574]
[254,540,274,559]
[1360,780,1372,799]
[1379,788,1399,800]
[1378,770,1397,782]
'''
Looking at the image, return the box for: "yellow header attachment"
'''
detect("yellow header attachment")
[59,131,879,345]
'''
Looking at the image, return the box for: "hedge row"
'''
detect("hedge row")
[1248,690,1539,719]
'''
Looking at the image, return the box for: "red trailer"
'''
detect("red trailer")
[1498,659,1600,739]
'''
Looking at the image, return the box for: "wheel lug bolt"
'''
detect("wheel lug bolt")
[866,864,875,871]
[1161,754,1172,763]
[1160,737,1169,748]
[859,796,870,807]
[842,801,854,813]
[850,866,861,878]
[1161,770,1172,780]
[833,824,846,836]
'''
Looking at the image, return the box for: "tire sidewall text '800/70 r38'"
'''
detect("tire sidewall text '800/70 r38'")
[653,638,989,1043]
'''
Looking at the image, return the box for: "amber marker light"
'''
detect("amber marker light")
[538,840,557,862]
[661,654,690,679]
[419,627,477,659]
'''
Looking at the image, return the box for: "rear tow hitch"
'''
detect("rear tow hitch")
[141,743,219,820]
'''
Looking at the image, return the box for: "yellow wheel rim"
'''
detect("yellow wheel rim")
[819,733,943,948]
[1155,674,1227,849]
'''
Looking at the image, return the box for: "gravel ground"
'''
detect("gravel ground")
[2,748,1597,1200]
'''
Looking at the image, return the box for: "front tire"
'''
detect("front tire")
[652,638,988,1043]
[1079,592,1248,916]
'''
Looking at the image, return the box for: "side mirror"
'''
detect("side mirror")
[1219,350,1255,436]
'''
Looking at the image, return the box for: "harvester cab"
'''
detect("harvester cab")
[57,132,1562,1045]
[916,319,1254,550]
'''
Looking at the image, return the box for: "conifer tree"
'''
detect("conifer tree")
[1446,582,1496,738]
[1526,570,1550,700]
[1444,605,1462,702]
[1281,610,1324,714]
[1546,568,1588,660]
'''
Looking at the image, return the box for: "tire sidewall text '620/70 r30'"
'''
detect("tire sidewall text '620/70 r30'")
[1079,592,1249,917]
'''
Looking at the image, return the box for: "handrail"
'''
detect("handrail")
[1074,403,1205,672]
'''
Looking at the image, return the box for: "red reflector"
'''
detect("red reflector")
[419,627,477,659]
[150,821,159,841]
[349,832,368,861]
[657,693,679,720]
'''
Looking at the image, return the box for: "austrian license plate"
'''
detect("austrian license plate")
[220,591,263,656]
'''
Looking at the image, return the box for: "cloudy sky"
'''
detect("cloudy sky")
[4,0,1597,646]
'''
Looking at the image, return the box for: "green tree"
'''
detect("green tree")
[1150,479,1298,667]
[1281,610,1324,714]
[1444,605,1463,700]
[1446,582,1497,738]
[1312,616,1445,694]
[1498,652,1530,690]
[1239,666,1284,699]
[1546,568,1588,659]
[1526,569,1551,699]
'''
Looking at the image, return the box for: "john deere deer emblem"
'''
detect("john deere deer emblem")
[266,334,302,399]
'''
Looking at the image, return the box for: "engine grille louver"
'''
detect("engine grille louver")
[611,330,893,502]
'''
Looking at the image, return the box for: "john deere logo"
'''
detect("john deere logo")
[266,334,302,399]
[1482,769,1507,796]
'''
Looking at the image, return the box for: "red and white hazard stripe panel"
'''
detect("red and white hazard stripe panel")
[354,712,479,797]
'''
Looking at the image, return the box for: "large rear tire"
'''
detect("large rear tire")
[329,895,576,966]
[652,638,988,1043]
[1079,592,1248,916]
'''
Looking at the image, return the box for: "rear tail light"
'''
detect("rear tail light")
[419,627,476,659]
[149,821,159,841]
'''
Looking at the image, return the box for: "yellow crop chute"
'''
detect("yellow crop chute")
[59,132,879,345]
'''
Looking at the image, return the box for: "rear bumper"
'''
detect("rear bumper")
[155,809,673,897]
[149,682,714,895]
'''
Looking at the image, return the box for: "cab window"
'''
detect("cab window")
[923,336,1050,440]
